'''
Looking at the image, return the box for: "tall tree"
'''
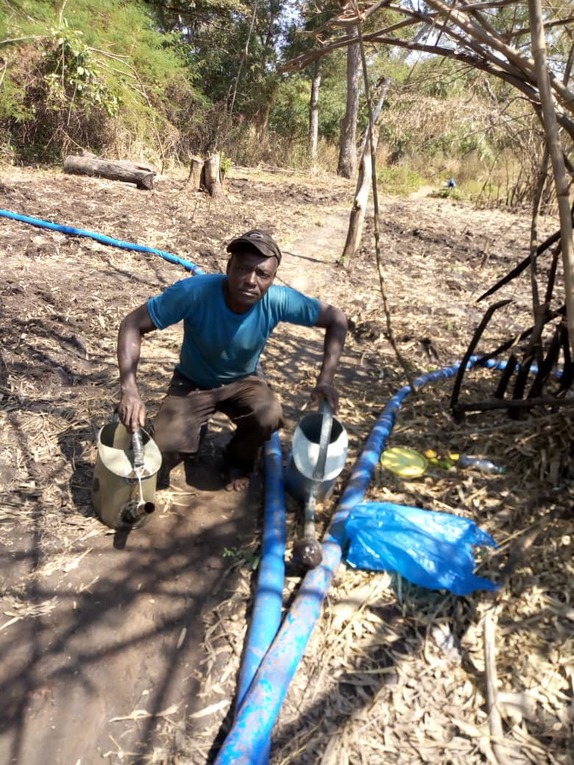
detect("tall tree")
[146,0,285,129]
[337,24,360,178]
[309,60,322,161]
[279,1,348,163]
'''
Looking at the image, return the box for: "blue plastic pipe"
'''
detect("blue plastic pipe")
[214,357,501,764]
[0,208,204,274]
[233,431,287,765]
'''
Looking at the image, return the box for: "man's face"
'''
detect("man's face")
[225,250,278,312]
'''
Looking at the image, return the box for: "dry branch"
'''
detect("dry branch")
[529,0,574,355]
[282,1,574,138]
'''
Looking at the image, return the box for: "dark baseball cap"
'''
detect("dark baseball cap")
[226,229,282,264]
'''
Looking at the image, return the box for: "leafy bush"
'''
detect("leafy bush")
[377,165,425,195]
[0,0,200,163]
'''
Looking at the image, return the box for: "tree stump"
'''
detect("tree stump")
[201,154,224,198]
[63,156,155,190]
[187,156,204,191]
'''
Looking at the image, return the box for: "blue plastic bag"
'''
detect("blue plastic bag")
[345,501,498,596]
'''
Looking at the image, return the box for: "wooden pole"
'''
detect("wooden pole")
[309,64,321,163]
[340,78,390,266]
[528,0,574,354]
[340,124,380,264]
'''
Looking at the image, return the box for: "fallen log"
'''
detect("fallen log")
[63,155,155,190]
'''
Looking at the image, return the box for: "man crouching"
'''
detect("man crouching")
[116,229,347,491]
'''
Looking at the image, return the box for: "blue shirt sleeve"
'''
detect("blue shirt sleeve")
[269,285,321,326]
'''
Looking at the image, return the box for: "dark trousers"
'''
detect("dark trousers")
[152,369,283,474]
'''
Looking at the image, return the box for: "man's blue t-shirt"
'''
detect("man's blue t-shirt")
[147,274,321,388]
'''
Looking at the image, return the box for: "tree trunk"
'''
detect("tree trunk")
[529,0,574,354]
[201,154,224,198]
[187,156,204,191]
[309,63,321,163]
[340,78,390,265]
[337,25,360,179]
[255,80,280,141]
[341,125,380,264]
[63,156,155,190]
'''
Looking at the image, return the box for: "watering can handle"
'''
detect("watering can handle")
[313,400,333,481]
[132,429,145,470]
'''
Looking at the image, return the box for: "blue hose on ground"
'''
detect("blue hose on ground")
[233,431,287,765]
[0,208,204,274]
[214,356,503,764]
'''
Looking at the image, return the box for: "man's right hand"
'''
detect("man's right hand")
[117,304,156,433]
[118,390,146,433]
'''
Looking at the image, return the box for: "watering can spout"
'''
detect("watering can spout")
[121,499,156,525]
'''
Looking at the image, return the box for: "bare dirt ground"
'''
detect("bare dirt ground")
[0,165,572,765]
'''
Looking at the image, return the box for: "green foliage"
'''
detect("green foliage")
[431,187,463,201]
[43,23,119,117]
[220,151,232,175]
[316,66,348,141]
[377,165,425,195]
[0,76,33,123]
[0,0,201,163]
[177,0,284,125]
[0,0,556,202]
[269,76,310,139]
[223,546,260,570]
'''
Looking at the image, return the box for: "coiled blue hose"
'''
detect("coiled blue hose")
[0,208,204,274]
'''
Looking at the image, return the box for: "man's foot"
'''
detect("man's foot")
[224,466,251,492]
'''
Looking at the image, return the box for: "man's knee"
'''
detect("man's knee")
[254,395,283,432]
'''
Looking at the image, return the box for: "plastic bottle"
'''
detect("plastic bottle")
[458,455,505,474]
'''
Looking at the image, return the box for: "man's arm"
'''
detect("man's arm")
[117,303,157,432]
[312,301,348,413]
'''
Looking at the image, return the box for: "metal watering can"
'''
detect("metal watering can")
[92,421,162,530]
[285,402,348,503]
[285,401,348,569]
